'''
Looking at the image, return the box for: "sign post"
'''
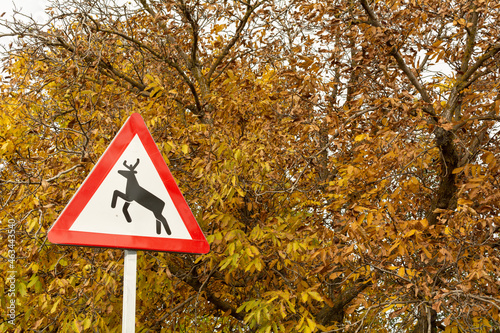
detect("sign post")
[122,250,137,333]
[47,113,210,331]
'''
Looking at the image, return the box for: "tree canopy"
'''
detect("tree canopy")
[1,0,499,332]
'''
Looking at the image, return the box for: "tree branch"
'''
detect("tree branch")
[461,45,500,85]
[316,279,372,326]
[460,9,479,74]
[357,0,436,119]
[176,0,199,67]
[207,0,262,81]
[136,0,192,67]
[168,262,247,322]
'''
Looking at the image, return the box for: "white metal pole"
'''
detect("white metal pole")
[122,250,137,333]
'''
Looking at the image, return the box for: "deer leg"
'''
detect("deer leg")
[122,202,132,222]
[111,191,133,222]
[111,191,119,208]
[112,190,129,208]
[155,214,171,235]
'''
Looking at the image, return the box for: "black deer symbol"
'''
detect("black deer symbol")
[111,159,172,235]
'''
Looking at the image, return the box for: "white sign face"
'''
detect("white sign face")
[70,135,192,239]
[49,113,209,253]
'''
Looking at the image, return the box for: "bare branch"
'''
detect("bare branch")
[460,9,479,74]
[358,0,436,118]
[136,0,192,67]
[461,44,500,85]
[176,0,199,67]
[207,0,262,81]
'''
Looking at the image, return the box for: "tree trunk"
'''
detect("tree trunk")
[427,127,459,226]
[411,307,438,333]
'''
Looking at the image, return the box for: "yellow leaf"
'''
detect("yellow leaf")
[306,318,316,331]
[83,318,91,330]
[234,149,242,160]
[307,291,323,302]
[457,198,473,206]
[404,229,417,238]
[353,205,368,212]
[72,319,82,333]
[18,282,27,297]
[422,246,432,259]
[382,303,395,313]
[366,212,374,225]
[295,315,305,330]
[254,259,262,271]
[431,40,443,48]
[354,133,367,142]
[397,267,405,278]
[50,298,61,313]
[389,241,400,254]
[441,122,454,130]
[236,188,246,197]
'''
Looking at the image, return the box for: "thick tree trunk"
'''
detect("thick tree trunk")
[411,307,438,333]
[427,127,459,226]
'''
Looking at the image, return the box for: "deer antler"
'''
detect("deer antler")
[123,159,140,170]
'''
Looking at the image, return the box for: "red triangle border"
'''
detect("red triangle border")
[48,113,210,254]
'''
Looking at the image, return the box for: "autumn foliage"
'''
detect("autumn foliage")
[0,0,499,332]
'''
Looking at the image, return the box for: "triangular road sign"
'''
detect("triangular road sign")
[48,113,210,254]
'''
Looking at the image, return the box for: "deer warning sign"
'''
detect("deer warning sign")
[48,113,210,254]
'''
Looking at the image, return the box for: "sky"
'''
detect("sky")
[0,0,47,51]
[3,0,47,21]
